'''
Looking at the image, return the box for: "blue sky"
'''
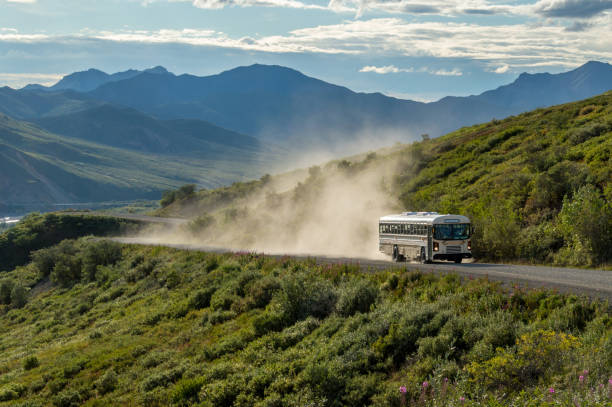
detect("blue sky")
[0,0,611,101]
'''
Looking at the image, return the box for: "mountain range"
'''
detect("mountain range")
[0,60,611,212]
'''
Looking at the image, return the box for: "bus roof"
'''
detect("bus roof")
[379,212,470,224]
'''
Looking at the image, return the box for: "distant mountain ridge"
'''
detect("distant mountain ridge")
[7,61,611,150]
[22,66,173,93]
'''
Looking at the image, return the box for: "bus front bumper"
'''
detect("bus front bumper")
[433,253,473,260]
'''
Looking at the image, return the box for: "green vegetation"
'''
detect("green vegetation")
[0,213,139,272]
[0,241,610,406]
[160,92,612,267]
[0,112,274,210]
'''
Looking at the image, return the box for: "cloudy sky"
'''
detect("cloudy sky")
[0,0,611,101]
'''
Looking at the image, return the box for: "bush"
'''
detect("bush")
[52,389,84,407]
[557,185,612,265]
[0,279,14,305]
[11,284,28,309]
[171,376,205,404]
[210,286,240,311]
[190,287,216,310]
[335,279,378,317]
[0,383,26,401]
[81,240,122,281]
[96,369,118,395]
[23,355,39,370]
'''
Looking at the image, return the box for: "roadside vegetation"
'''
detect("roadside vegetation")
[0,241,610,406]
[160,92,612,267]
[0,213,140,272]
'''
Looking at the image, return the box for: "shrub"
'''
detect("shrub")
[246,277,280,309]
[52,389,84,407]
[210,286,240,311]
[0,383,26,401]
[0,279,14,305]
[23,355,39,370]
[170,376,206,404]
[190,287,216,310]
[557,185,612,265]
[10,284,28,308]
[277,274,337,323]
[335,279,378,317]
[81,240,122,282]
[96,369,118,395]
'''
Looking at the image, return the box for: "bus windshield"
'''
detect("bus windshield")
[434,224,470,240]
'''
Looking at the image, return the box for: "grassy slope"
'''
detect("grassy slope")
[0,113,274,208]
[0,242,610,406]
[158,92,612,266]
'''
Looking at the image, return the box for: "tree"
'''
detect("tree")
[10,284,27,309]
[558,185,612,265]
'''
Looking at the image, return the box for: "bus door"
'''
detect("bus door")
[427,226,433,262]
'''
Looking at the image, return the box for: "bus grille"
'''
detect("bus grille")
[446,245,462,254]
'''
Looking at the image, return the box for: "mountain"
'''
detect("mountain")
[34,104,263,157]
[85,61,612,143]
[0,86,102,120]
[0,112,274,212]
[3,62,611,151]
[22,66,172,93]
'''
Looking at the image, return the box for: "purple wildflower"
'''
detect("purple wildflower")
[549,388,555,394]
[579,375,584,383]
[399,386,407,394]
[422,381,429,388]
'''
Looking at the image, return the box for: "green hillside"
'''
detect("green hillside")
[0,113,275,212]
[159,91,612,267]
[0,239,610,406]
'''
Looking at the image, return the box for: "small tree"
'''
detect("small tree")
[0,279,14,305]
[10,284,27,308]
[558,185,612,265]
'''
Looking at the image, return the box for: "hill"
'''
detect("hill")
[0,237,609,406]
[157,91,612,267]
[0,113,274,212]
[34,104,263,157]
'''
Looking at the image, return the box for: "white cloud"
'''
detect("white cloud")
[1,16,611,71]
[359,65,412,73]
[360,64,462,75]
[493,64,510,73]
[432,68,462,76]
[190,0,326,9]
[5,0,37,3]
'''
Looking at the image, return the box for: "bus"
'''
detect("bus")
[379,212,473,263]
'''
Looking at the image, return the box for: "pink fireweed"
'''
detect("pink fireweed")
[579,375,585,383]
[399,386,407,394]
[548,388,555,394]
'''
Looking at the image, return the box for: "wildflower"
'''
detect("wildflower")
[422,381,429,388]
[579,375,584,383]
[459,396,466,405]
[583,370,589,375]
[399,386,407,394]
[549,388,555,394]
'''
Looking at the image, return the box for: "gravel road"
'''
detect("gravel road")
[114,237,612,302]
[59,212,612,302]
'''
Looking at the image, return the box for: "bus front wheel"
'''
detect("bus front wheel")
[454,256,462,264]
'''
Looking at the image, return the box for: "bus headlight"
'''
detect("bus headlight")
[467,240,471,250]
[433,242,439,252]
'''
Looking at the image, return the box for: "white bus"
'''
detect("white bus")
[379,212,473,263]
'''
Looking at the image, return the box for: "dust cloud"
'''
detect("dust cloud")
[137,150,409,260]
